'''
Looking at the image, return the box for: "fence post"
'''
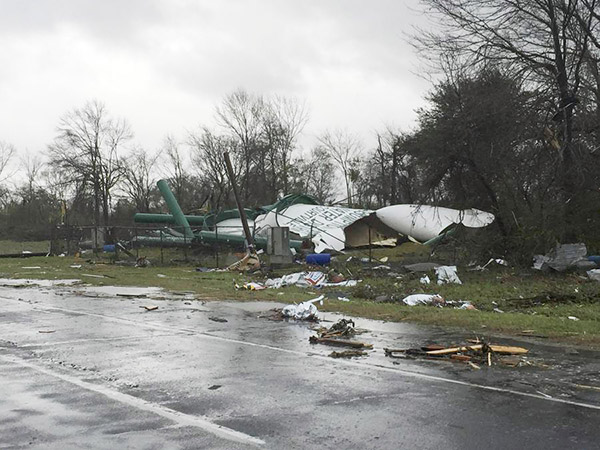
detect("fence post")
[134,224,139,259]
[160,229,164,265]
[215,225,219,268]
[183,226,188,262]
[368,226,372,265]
[66,225,71,256]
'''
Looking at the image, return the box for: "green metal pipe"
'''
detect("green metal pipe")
[134,213,206,226]
[156,179,194,239]
[131,232,304,251]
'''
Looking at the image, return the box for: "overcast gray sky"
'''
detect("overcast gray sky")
[0,0,431,159]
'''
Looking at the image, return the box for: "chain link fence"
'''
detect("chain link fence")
[45,224,255,267]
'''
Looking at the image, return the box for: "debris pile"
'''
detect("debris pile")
[384,340,529,368]
[309,318,372,354]
[533,243,596,271]
[264,271,359,289]
[401,294,476,310]
[435,265,462,284]
[281,295,324,320]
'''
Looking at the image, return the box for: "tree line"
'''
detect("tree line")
[1,0,599,259]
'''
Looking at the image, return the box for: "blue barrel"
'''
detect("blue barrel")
[306,253,331,266]
[103,244,116,253]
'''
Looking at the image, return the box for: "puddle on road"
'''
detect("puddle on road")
[0,278,81,288]
[78,286,166,298]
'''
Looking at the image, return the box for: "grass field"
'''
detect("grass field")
[1,244,599,347]
[0,240,50,254]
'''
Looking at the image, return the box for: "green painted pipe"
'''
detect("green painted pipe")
[134,213,206,226]
[132,231,304,251]
[157,180,194,239]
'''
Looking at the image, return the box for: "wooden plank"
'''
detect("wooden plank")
[309,336,373,349]
[426,345,482,355]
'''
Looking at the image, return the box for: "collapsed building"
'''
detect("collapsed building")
[133,180,496,253]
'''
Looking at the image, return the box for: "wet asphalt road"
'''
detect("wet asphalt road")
[1,282,600,449]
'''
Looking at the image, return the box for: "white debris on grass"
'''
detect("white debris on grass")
[265,271,359,289]
[282,295,325,320]
[435,265,462,284]
[419,275,431,285]
[587,269,600,282]
[402,294,445,306]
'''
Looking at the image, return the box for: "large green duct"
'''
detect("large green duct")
[132,232,304,251]
[156,180,194,239]
[134,213,206,226]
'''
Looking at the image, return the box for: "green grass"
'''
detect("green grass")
[0,246,599,347]
[0,240,50,254]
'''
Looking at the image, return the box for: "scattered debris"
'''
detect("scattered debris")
[156,274,167,278]
[236,282,267,290]
[457,302,477,310]
[587,269,600,282]
[435,265,462,284]
[472,258,509,271]
[573,384,600,392]
[208,316,228,323]
[568,316,580,321]
[425,344,528,355]
[38,330,56,334]
[402,294,445,306]
[337,296,350,302]
[117,293,148,298]
[281,295,324,320]
[135,256,150,267]
[319,319,357,338]
[533,243,593,271]
[419,275,431,285]
[309,336,373,349]
[404,262,440,273]
[70,264,82,269]
[384,340,528,368]
[141,305,159,311]
[227,252,260,272]
[81,274,106,279]
[265,271,359,289]
[208,384,222,390]
[21,266,41,269]
[329,350,368,358]
[308,319,372,350]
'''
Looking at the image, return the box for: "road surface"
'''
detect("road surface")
[1,280,599,449]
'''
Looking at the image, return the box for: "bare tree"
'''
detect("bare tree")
[20,152,44,200]
[262,96,309,194]
[48,100,132,226]
[189,127,241,210]
[122,147,159,212]
[289,147,337,204]
[215,89,264,202]
[318,130,363,206]
[0,141,16,183]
